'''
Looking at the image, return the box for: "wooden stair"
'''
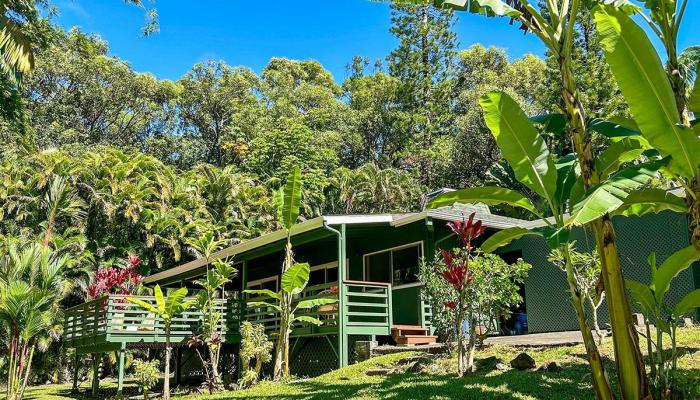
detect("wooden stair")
[391,325,437,346]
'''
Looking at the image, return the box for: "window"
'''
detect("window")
[363,242,423,287]
[308,262,338,286]
[247,276,278,293]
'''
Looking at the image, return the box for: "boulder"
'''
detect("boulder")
[537,361,562,373]
[477,356,504,372]
[496,362,509,371]
[510,352,536,370]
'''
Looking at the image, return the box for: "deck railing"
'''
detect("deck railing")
[65,280,394,349]
[64,294,243,348]
[343,280,392,335]
[246,280,392,337]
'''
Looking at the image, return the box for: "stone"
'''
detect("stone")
[495,362,509,371]
[510,352,536,370]
[477,356,503,372]
[683,318,693,327]
[537,361,562,373]
[354,340,378,363]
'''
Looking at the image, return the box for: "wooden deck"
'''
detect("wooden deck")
[64,280,395,354]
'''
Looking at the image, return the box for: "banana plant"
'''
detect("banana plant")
[126,286,195,400]
[592,4,700,250]
[430,88,668,399]
[626,246,700,398]
[245,262,336,380]
[423,1,652,397]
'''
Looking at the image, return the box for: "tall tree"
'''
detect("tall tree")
[177,61,262,167]
[23,29,177,151]
[388,0,457,187]
[438,45,545,189]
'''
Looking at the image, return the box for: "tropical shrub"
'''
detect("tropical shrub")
[245,166,336,380]
[626,247,700,399]
[0,242,70,400]
[428,213,530,376]
[132,359,160,400]
[548,242,606,343]
[127,285,195,400]
[187,233,237,393]
[87,255,143,299]
[239,321,273,388]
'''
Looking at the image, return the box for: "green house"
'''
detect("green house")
[64,204,700,394]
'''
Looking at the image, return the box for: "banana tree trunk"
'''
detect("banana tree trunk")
[164,325,171,400]
[593,217,649,399]
[563,246,613,400]
[560,53,648,400]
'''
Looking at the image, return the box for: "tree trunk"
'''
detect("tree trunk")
[559,49,648,400]
[465,315,477,374]
[455,308,465,377]
[419,4,432,188]
[588,293,605,344]
[164,325,171,400]
[562,246,613,400]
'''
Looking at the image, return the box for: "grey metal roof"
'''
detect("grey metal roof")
[144,204,531,284]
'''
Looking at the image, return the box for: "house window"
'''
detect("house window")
[308,262,339,287]
[247,276,278,293]
[363,242,423,287]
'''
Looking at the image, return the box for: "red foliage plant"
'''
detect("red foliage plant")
[87,255,143,299]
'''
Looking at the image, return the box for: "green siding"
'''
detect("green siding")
[392,285,421,325]
[510,212,696,333]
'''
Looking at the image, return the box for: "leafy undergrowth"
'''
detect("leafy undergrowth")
[19,327,700,400]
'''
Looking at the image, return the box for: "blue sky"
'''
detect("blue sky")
[54,0,698,83]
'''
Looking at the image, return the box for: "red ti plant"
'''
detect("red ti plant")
[438,212,485,376]
[87,255,143,301]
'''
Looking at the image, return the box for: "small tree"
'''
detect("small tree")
[127,285,195,400]
[187,232,237,393]
[239,321,273,388]
[549,242,606,343]
[246,262,336,380]
[133,359,160,400]
[626,246,700,398]
[430,213,530,376]
[0,243,70,400]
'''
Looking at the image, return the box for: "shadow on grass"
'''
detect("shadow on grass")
[207,363,604,400]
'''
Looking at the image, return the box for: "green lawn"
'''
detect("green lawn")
[19,327,700,400]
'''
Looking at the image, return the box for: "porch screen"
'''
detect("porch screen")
[365,243,422,285]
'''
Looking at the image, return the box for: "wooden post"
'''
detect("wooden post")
[91,353,100,396]
[71,351,80,392]
[116,344,126,398]
[238,260,248,379]
[174,347,181,386]
[338,224,348,368]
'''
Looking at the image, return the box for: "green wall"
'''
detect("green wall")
[509,212,697,333]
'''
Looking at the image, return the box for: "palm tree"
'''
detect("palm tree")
[0,241,70,400]
[41,176,86,247]
[127,285,194,400]
[0,1,36,83]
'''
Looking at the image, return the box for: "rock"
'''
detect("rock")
[510,352,536,370]
[683,317,693,327]
[537,361,562,373]
[477,356,503,372]
[365,368,392,376]
[496,362,509,371]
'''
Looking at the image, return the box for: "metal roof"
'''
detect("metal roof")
[144,205,531,285]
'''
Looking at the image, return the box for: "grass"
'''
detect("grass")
[18,327,700,400]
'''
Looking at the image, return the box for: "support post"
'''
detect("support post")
[116,344,126,398]
[174,347,182,386]
[72,351,80,392]
[238,260,248,379]
[338,224,348,368]
[91,353,100,397]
